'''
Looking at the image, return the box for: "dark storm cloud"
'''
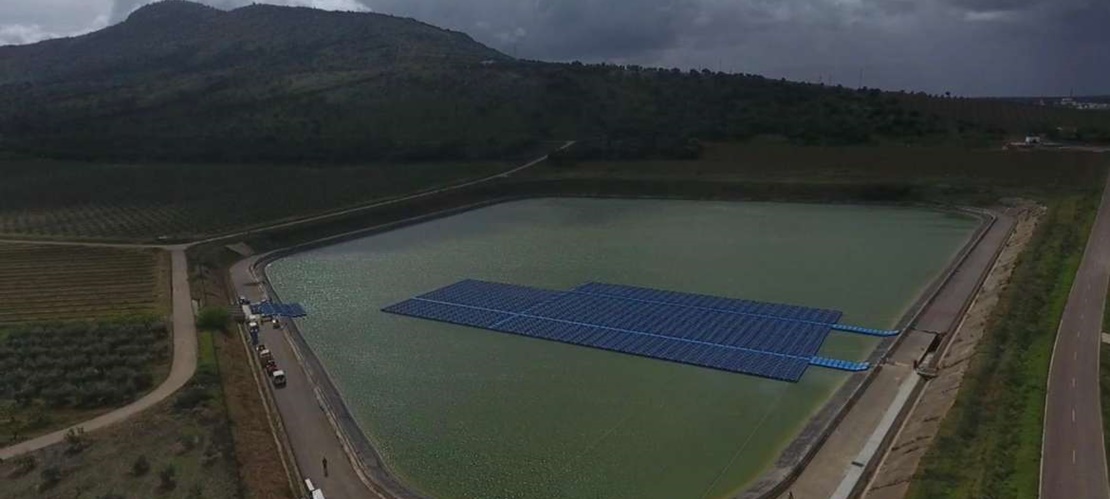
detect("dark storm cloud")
[2,0,1108,95]
[941,0,1038,12]
[357,0,1109,95]
[360,0,704,60]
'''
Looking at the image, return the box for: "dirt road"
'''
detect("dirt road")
[1040,173,1110,499]
[0,248,197,460]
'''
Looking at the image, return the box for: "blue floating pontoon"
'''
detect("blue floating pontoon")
[250,302,308,318]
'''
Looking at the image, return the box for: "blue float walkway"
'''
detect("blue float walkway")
[809,356,870,372]
[250,301,308,318]
[830,324,900,337]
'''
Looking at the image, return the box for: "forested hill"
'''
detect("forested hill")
[0,1,1103,162]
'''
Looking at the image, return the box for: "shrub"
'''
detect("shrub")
[131,455,150,476]
[10,455,36,478]
[63,427,86,455]
[159,463,176,490]
[173,384,211,412]
[38,465,62,491]
[196,306,230,332]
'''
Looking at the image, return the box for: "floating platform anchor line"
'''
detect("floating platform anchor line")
[809,356,870,372]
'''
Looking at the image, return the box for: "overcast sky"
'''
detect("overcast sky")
[1,0,1106,96]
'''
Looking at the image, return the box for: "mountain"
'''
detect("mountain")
[0,1,1104,162]
[0,1,504,86]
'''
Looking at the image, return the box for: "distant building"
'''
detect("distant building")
[1056,97,1110,111]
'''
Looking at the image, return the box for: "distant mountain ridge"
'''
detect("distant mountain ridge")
[0,1,1104,162]
[0,0,505,85]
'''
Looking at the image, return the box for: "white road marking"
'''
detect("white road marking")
[1074,377,1077,388]
[1073,449,1077,464]
[1073,408,1076,422]
[1075,351,1079,361]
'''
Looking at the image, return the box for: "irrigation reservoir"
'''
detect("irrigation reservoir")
[266,198,978,499]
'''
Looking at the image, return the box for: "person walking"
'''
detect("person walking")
[322,456,329,478]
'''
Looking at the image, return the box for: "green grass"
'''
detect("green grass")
[1101,342,1110,477]
[198,330,217,375]
[909,193,1100,499]
[1102,286,1110,475]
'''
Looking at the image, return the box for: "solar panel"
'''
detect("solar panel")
[383,299,510,329]
[571,282,843,325]
[520,293,830,357]
[381,280,860,382]
[492,315,808,381]
[419,279,563,313]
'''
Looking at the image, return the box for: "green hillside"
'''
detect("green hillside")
[0,1,1105,162]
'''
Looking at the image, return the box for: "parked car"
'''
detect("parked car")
[271,370,287,387]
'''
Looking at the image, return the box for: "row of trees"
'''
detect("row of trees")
[0,56,1061,163]
[0,321,168,409]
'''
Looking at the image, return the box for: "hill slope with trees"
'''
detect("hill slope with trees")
[0,0,1105,162]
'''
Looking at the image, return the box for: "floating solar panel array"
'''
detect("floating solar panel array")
[251,302,308,318]
[382,280,874,382]
[572,282,843,324]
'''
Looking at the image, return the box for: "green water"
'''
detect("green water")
[267,199,978,499]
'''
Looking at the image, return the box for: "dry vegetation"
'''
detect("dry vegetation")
[542,142,1107,196]
[0,331,240,499]
[0,244,168,323]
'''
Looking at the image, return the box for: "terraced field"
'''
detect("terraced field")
[0,160,508,241]
[0,244,169,324]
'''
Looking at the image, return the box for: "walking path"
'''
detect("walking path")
[0,249,197,459]
[1040,172,1110,499]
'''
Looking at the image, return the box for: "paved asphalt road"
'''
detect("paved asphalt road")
[231,257,381,499]
[1041,172,1110,499]
[0,248,197,460]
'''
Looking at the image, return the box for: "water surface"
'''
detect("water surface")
[268,199,977,499]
